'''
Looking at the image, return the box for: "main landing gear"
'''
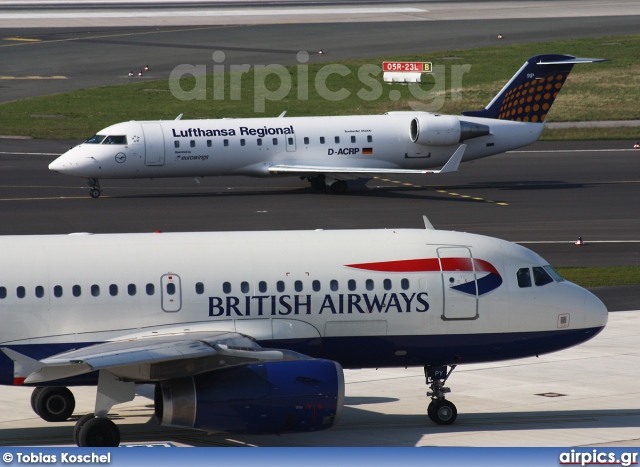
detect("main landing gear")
[425,365,458,425]
[88,178,101,198]
[305,175,349,194]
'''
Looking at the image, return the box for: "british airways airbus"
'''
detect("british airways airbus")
[48,54,604,197]
[0,219,606,446]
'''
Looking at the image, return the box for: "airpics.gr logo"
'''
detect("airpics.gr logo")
[345,257,503,296]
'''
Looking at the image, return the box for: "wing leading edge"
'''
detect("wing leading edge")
[2,331,311,385]
[269,144,466,176]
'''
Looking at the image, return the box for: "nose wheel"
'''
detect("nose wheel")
[88,179,102,198]
[425,365,458,425]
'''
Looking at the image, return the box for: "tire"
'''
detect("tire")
[73,413,96,446]
[330,180,348,194]
[33,387,76,422]
[77,417,120,447]
[30,387,45,415]
[90,189,101,198]
[427,399,457,425]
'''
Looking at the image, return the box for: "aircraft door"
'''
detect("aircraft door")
[438,247,479,320]
[286,135,296,152]
[142,123,165,166]
[161,273,182,312]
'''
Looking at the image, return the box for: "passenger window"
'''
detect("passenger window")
[195,282,204,294]
[348,279,356,291]
[517,268,532,288]
[294,280,303,292]
[17,286,25,299]
[533,267,554,286]
[366,279,374,291]
[367,135,372,143]
[146,283,155,296]
[128,284,137,296]
[277,281,285,293]
[383,279,392,291]
[223,282,231,294]
[207,140,212,147]
[335,136,340,144]
[241,281,250,294]
[304,137,310,145]
[401,278,410,290]
[272,138,278,145]
[330,280,339,291]
[259,281,267,293]
[174,141,180,148]
[0,287,6,299]
[54,285,63,298]
[312,280,321,292]
[257,138,262,146]
[288,137,294,145]
[91,285,100,297]
[351,136,356,143]
[72,285,81,297]
[36,286,45,298]
[109,284,118,296]
[320,137,325,144]
[190,140,195,148]
[241,139,246,147]
[166,283,176,295]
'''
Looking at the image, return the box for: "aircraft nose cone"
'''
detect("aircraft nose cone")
[584,289,608,329]
[48,156,66,172]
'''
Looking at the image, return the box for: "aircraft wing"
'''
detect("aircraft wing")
[269,144,466,176]
[1,331,310,385]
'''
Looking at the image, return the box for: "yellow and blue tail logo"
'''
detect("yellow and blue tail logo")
[463,54,605,122]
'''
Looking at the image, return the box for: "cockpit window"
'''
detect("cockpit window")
[85,134,106,144]
[516,268,532,288]
[533,267,554,286]
[102,135,127,145]
[543,265,565,282]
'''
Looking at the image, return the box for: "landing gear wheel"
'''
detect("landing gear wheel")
[90,188,101,198]
[30,387,45,414]
[309,176,326,190]
[77,417,120,447]
[33,387,76,422]
[330,180,348,194]
[73,413,96,446]
[427,399,457,425]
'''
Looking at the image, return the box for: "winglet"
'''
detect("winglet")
[1,347,44,385]
[436,144,466,174]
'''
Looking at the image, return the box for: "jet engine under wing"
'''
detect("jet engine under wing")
[269,144,466,176]
[2,331,311,385]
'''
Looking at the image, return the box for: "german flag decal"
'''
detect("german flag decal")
[362,148,373,155]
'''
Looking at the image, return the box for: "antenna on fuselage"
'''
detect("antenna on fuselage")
[423,215,435,230]
[175,114,183,121]
[278,111,287,118]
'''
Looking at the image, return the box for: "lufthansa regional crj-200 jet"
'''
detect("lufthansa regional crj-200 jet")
[48,54,604,197]
[0,220,606,446]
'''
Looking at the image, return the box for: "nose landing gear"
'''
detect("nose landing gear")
[425,365,458,425]
[88,178,102,198]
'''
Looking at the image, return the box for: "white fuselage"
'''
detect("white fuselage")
[48,112,544,180]
[0,228,606,385]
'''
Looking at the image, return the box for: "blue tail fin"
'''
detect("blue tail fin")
[462,54,605,122]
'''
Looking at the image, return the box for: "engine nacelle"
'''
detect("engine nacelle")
[155,359,344,434]
[410,114,490,145]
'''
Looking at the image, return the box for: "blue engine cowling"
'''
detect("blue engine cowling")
[154,359,344,434]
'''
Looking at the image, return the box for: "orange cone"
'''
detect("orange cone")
[575,236,584,246]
